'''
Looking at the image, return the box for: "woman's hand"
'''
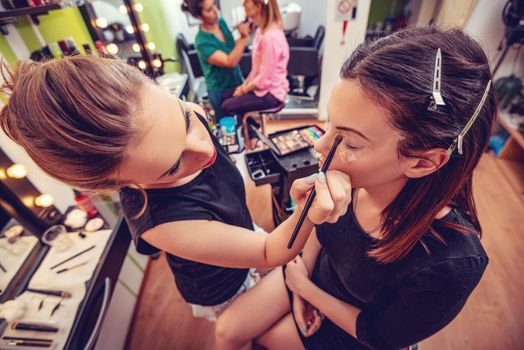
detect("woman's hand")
[237,22,250,38]
[290,170,352,225]
[233,84,247,97]
[292,292,323,337]
[285,255,310,295]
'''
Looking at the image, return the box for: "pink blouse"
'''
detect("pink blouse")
[247,25,290,102]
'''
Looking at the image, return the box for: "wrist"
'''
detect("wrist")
[298,277,317,299]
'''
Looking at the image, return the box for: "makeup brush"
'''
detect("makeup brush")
[287,135,343,249]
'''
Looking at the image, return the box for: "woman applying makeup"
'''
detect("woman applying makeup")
[181,0,250,121]
[221,0,289,116]
[0,56,351,321]
[215,27,493,349]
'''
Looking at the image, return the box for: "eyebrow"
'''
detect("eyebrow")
[156,101,190,180]
[334,125,371,142]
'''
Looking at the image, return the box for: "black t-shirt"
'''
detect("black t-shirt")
[119,113,254,306]
[288,205,488,350]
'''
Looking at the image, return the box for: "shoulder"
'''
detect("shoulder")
[404,255,488,294]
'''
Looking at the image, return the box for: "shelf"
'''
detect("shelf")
[0,3,62,20]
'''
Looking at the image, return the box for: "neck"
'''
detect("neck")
[140,170,202,189]
[362,176,408,212]
[252,14,263,28]
[201,21,218,32]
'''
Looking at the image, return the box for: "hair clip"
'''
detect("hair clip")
[447,80,492,156]
[427,48,446,112]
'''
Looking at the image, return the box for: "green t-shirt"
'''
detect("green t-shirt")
[194,18,244,91]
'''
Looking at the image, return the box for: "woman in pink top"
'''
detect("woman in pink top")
[221,0,289,116]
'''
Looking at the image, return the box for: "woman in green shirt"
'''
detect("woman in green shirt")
[181,0,250,121]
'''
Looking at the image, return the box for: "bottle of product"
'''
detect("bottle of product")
[73,190,98,218]
[94,40,107,56]
[82,43,93,55]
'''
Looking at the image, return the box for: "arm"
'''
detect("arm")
[143,170,351,269]
[207,36,249,69]
[289,257,488,348]
[244,32,280,93]
[301,228,321,276]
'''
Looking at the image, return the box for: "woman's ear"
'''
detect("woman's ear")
[404,148,450,179]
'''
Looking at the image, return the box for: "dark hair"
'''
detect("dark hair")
[181,0,205,18]
[341,26,496,263]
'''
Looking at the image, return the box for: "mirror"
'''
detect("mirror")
[91,0,140,61]
[0,205,40,296]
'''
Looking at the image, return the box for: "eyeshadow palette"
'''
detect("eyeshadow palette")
[268,125,325,156]
[217,128,242,154]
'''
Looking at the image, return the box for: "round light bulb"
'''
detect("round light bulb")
[138,60,147,70]
[125,25,134,34]
[119,5,127,14]
[106,43,119,55]
[147,42,156,50]
[140,23,150,32]
[134,3,143,12]
[94,17,108,29]
[132,43,141,52]
[6,164,27,179]
[152,58,162,68]
[34,194,54,208]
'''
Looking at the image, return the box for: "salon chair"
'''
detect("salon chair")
[241,101,286,150]
[286,26,325,100]
[176,33,208,102]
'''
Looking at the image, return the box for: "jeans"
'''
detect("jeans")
[208,88,235,122]
[221,91,281,117]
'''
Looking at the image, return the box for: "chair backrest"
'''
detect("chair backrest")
[313,25,325,51]
[176,33,204,78]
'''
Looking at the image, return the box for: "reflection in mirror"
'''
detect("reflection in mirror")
[0,206,39,296]
[92,0,137,60]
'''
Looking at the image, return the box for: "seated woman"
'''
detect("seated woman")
[215,27,493,349]
[221,0,289,117]
[0,55,350,321]
[182,0,250,121]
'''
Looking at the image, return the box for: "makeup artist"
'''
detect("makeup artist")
[216,27,492,350]
[181,0,250,122]
[0,55,351,321]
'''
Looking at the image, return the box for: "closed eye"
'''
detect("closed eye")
[166,160,181,177]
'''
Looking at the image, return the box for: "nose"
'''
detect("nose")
[185,131,211,156]
[314,133,332,157]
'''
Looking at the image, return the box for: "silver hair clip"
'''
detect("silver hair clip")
[428,48,446,112]
[447,80,492,156]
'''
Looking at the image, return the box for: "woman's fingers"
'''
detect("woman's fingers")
[292,294,308,336]
[291,170,352,225]
[324,170,352,223]
[304,309,323,337]
[290,175,316,208]
[307,172,334,224]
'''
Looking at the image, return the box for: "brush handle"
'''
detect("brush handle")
[287,135,343,249]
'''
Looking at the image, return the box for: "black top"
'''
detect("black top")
[288,205,488,350]
[120,113,253,306]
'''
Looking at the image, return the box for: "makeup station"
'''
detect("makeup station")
[244,125,325,225]
[0,121,132,349]
[0,191,131,349]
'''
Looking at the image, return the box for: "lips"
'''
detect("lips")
[202,147,217,168]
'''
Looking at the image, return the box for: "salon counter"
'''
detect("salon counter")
[0,216,132,350]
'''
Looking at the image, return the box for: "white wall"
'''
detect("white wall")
[318,0,372,120]
[464,0,524,79]
[160,0,200,43]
